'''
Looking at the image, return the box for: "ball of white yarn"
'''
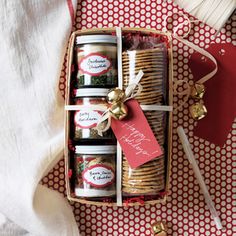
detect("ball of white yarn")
[175,0,236,31]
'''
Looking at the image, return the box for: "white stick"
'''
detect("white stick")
[177,126,223,230]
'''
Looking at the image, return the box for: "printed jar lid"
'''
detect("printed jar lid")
[75,88,109,97]
[76,35,117,45]
[75,145,117,154]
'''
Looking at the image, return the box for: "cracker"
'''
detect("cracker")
[122,48,165,55]
[122,157,164,164]
[123,73,164,79]
[123,50,164,54]
[122,159,165,167]
[122,59,164,65]
[146,118,165,123]
[122,181,164,188]
[122,182,165,189]
[122,170,164,180]
[122,174,165,182]
[123,67,164,73]
[122,50,164,57]
[123,167,165,175]
[137,91,163,97]
[122,160,164,167]
[135,97,162,103]
[122,172,165,180]
[122,58,164,64]
[145,113,164,117]
[122,64,164,70]
[123,80,164,87]
[122,163,165,172]
[122,168,164,177]
[122,186,164,194]
[123,175,165,183]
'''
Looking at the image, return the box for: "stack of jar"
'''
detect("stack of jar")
[71,35,118,198]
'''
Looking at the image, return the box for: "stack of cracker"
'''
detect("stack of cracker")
[122,46,167,195]
[122,47,167,105]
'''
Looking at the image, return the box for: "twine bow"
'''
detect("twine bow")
[96,70,144,136]
[163,12,218,111]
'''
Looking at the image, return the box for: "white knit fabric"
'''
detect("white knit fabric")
[0,1,79,235]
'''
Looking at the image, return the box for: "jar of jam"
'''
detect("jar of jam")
[74,145,116,197]
[75,35,118,88]
[72,88,115,142]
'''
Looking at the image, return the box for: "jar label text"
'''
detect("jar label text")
[79,53,112,76]
[82,164,115,188]
[74,109,102,129]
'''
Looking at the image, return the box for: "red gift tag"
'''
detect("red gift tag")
[189,43,236,147]
[111,99,163,169]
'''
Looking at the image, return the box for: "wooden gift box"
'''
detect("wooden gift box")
[64,27,173,206]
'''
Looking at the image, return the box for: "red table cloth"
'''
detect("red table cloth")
[42,1,236,235]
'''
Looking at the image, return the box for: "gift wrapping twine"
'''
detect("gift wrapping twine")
[174,0,236,31]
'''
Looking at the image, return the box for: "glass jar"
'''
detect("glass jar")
[74,145,116,197]
[72,88,115,142]
[75,35,118,88]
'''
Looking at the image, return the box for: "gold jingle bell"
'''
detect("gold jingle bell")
[189,102,207,120]
[190,83,205,100]
[107,87,126,104]
[109,101,128,120]
[151,221,167,236]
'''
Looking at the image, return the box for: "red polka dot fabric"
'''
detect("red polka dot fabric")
[42,0,236,235]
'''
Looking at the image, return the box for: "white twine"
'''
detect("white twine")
[163,12,218,110]
[96,70,144,136]
[175,0,236,31]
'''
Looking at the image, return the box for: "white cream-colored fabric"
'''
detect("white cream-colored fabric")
[0,0,79,235]
[174,0,236,31]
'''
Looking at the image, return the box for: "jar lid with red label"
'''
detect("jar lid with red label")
[75,145,116,154]
[76,35,117,45]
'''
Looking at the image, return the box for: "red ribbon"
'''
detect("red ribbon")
[68,169,72,178]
